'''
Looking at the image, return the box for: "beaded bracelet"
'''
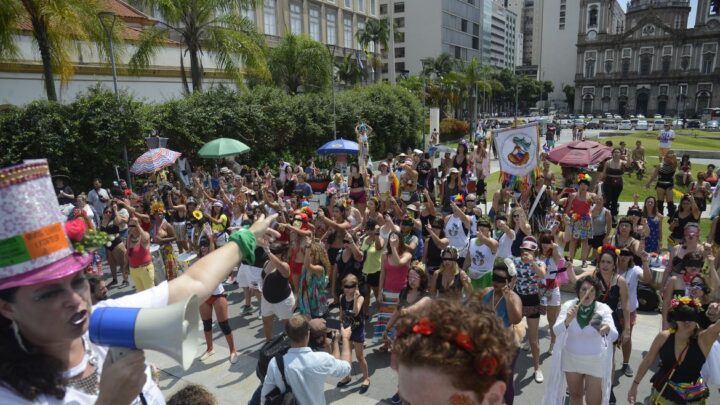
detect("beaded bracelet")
[229,228,256,265]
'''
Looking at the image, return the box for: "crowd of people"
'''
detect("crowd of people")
[3,121,720,405]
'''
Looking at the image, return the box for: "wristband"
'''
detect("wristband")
[229,228,257,265]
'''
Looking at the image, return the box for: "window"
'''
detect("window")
[395,62,405,72]
[702,52,715,73]
[394,2,404,13]
[263,0,277,36]
[619,86,628,97]
[396,31,405,42]
[289,2,302,34]
[682,44,692,56]
[309,7,321,41]
[641,24,655,36]
[344,0,351,8]
[621,59,630,76]
[370,0,376,15]
[639,54,652,75]
[662,46,672,56]
[662,56,671,73]
[602,86,610,98]
[379,4,387,14]
[679,84,687,95]
[395,47,405,58]
[455,46,462,59]
[395,17,404,28]
[674,15,681,30]
[605,50,613,60]
[473,23,480,36]
[681,56,690,70]
[240,3,255,22]
[382,63,388,74]
[588,7,598,28]
[358,0,364,12]
[585,52,596,78]
[344,16,353,48]
[659,85,668,96]
[326,12,337,45]
[622,48,631,58]
[472,36,479,50]
[604,60,613,73]
[461,19,468,32]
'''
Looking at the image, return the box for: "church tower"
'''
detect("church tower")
[694,0,720,28]
[624,0,691,31]
[579,0,625,40]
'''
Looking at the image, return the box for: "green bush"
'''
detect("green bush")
[0,83,423,190]
[440,118,469,141]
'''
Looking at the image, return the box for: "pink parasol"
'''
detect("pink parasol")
[546,140,612,167]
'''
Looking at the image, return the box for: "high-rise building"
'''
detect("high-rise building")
[490,1,519,70]
[574,0,719,116]
[379,0,490,80]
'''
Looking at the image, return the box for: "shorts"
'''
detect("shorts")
[540,286,561,307]
[470,272,492,290]
[237,264,263,289]
[261,293,295,320]
[590,233,606,249]
[365,272,380,288]
[519,293,544,319]
[173,222,187,241]
[571,218,593,240]
[350,325,365,343]
[378,191,391,202]
[289,261,303,277]
[658,147,670,158]
[205,293,227,306]
[349,190,367,205]
[656,181,674,191]
[130,263,155,292]
[561,350,605,378]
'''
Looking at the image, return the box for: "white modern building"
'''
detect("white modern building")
[490,0,519,70]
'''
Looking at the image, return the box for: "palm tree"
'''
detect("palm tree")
[356,18,391,83]
[335,53,365,87]
[0,0,122,101]
[268,34,331,94]
[420,53,454,79]
[129,0,267,93]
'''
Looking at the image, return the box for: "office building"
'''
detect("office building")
[490,0,520,70]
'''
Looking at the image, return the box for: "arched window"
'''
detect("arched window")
[588,7,598,28]
[585,58,596,78]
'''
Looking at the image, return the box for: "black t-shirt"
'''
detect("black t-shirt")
[56,185,74,205]
[335,250,364,282]
[417,160,432,186]
[262,265,292,304]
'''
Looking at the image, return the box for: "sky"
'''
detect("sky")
[620,0,698,27]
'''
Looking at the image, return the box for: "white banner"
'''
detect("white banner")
[493,124,540,177]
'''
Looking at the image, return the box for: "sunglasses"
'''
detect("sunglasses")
[512,214,520,218]
[466,199,476,203]
[343,240,352,244]
[492,274,509,283]
[442,257,454,261]
[343,284,357,289]
[689,282,705,290]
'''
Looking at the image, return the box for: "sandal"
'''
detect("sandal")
[359,382,370,394]
[336,377,352,387]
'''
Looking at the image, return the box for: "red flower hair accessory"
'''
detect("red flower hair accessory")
[412,317,435,336]
[64,218,87,242]
[597,243,620,256]
[454,332,474,351]
[475,355,498,376]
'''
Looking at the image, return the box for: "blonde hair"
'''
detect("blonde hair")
[342,274,359,286]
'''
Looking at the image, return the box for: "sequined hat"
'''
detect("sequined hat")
[0,160,92,290]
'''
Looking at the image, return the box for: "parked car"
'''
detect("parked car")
[637,114,646,119]
[613,114,622,120]
[635,120,649,130]
[619,120,633,130]
[585,119,601,129]
[577,115,585,120]
[573,119,586,127]
[653,114,663,119]
[559,119,573,128]
[603,120,619,130]
[707,120,719,129]
[652,119,666,130]
[687,120,702,128]
[672,119,684,128]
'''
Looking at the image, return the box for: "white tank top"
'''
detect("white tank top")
[378,173,391,193]
[444,216,469,257]
[467,240,496,279]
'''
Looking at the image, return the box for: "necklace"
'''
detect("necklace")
[491,290,504,311]
[64,337,100,396]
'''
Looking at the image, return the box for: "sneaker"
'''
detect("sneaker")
[200,350,215,361]
[390,393,402,404]
[242,305,254,314]
[622,363,634,377]
[107,279,118,287]
[229,352,239,364]
[534,370,544,383]
[122,280,129,287]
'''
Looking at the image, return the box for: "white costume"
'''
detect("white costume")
[542,299,618,405]
[175,157,192,187]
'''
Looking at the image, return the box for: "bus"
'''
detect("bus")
[701,107,720,122]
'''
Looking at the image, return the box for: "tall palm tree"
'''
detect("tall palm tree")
[0,0,122,101]
[356,18,391,83]
[420,53,454,79]
[129,0,267,93]
[268,33,331,94]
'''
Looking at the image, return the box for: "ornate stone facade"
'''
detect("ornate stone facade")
[574,0,719,117]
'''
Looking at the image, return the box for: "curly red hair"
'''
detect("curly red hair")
[393,299,515,399]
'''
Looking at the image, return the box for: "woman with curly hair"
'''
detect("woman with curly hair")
[392,298,516,404]
[297,238,332,318]
[628,296,720,404]
[543,277,618,405]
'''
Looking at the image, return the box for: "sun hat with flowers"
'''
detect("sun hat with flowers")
[0,160,96,290]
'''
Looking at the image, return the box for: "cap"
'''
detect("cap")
[520,236,538,251]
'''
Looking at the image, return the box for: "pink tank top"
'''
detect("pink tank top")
[382,256,409,293]
[128,241,151,267]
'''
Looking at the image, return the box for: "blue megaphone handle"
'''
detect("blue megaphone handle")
[89,307,141,348]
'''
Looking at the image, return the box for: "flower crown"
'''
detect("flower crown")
[578,173,592,182]
[397,317,499,377]
[597,243,620,256]
[64,219,114,254]
[670,296,703,311]
[150,200,166,214]
[452,194,464,203]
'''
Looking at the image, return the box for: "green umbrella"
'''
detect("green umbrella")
[198,138,250,158]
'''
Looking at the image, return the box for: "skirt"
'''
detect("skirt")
[374,290,400,339]
[561,350,605,378]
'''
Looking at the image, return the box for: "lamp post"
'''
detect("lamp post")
[326,43,338,139]
[99,11,132,190]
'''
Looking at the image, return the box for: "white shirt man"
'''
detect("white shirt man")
[262,315,352,405]
[87,179,110,215]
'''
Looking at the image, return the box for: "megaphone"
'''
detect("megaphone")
[89,295,200,370]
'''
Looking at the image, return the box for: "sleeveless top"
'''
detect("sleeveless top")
[434,271,464,297]
[606,166,624,177]
[444,216,470,256]
[651,334,708,403]
[658,164,676,185]
[592,208,609,236]
[511,228,527,258]
[595,273,623,332]
[426,232,445,270]
[382,256,409,293]
[127,240,151,267]
[467,241,496,279]
[570,196,592,218]
[350,175,364,189]
[335,250,364,285]
[340,295,364,331]
[482,290,510,327]
[670,212,700,241]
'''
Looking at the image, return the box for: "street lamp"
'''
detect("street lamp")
[326,43,338,139]
[98,11,131,189]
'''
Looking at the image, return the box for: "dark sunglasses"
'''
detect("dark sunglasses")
[128,224,138,228]
[442,257,455,261]
[512,214,520,218]
[492,274,510,283]
[690,282,705,290]
[401,221,414,227]
[343,284,357,289]
[466,199,476,202]
[343,240,352,244]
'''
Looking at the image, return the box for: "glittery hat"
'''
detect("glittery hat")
[0,160,92,290]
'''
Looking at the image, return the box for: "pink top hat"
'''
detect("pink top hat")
[0,160,91,290]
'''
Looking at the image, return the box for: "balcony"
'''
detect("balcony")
[627,0,690,13]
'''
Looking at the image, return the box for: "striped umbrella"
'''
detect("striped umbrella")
[130,148,182,174]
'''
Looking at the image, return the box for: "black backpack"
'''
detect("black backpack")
[264,354,297,405]
[256,333,291,381]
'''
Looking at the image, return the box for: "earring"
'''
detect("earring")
[11,321,28,353]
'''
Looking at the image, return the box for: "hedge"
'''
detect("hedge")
[0,84,423,190]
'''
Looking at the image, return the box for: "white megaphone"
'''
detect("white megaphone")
[89,295,200,370]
